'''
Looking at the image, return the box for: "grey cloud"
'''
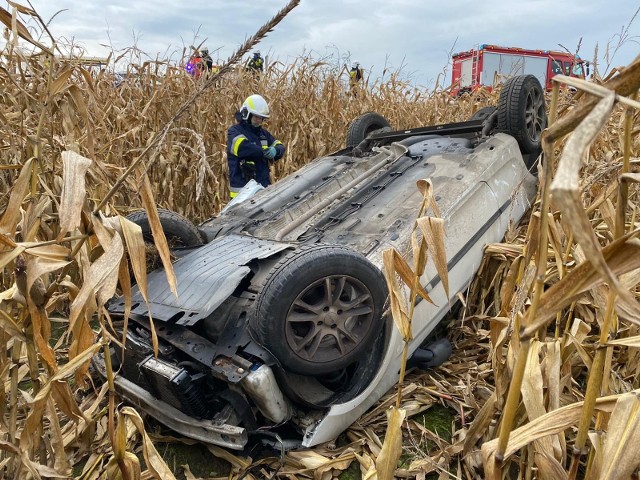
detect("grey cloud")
[12,0,640,87]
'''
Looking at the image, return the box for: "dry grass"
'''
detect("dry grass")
[2,4,640,480]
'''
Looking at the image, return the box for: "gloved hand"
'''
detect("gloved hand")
[263,146,277,160]
[239,160,256,179]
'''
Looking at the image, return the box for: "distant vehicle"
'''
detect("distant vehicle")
[96,75,545,451]
[451,44,588,95]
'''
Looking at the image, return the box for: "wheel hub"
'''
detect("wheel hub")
[285,275,374,365]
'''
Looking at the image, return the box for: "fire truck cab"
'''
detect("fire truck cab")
[451,44,587,95]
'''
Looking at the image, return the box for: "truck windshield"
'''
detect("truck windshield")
[572,62,584,77]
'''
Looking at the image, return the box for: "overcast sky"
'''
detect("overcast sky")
[11,0,640,88]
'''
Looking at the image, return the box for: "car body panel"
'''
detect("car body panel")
[301,135,535,446]
[108,234,292,326]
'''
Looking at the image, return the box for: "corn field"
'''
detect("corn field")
[2,2,640,479]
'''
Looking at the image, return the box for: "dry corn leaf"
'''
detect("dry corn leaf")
[286,450,354,479]
[355,452,378,480]
[382,249,411,340]
[416,178,441,217]
[206,445,252,470]
[287,450,333,470]
[51,380,86,425]
[498,255,522,316]
[139,172,177,296]
[112,409,128,464]
[522,235,640,337]
[388,248,432,303]
[105,451,141,480]
[20,342,101,453]
[49,67,74,98]
[0,437,64,479]
[482,392,621,475]
[0,158,32,235]
[121,407,177,480]
[416,216,448,299]
[411,231,428,278]
[521,341,556,460]
[0,233,17,248]
[46,397,70,475]
[92,220,122,307]
[463,392,497,456]
[57,151,92,240]
[607,336,640,348]
[67,84,89,123]
[550,94,640,321]
[0,309,26,340]
[0,245,26,272]
[591,392,640,480]
[533,452,568,480]
[68,229,123,330]
[375,406,406,480]
[0,5,32,41]
[25,256,69,294]
[23,244,70,261]
[7,1,37,15]
[119,216,148,302]
[544,340,564,459]
[68,309,97,383]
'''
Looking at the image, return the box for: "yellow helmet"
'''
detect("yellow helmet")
[241,94,270,120]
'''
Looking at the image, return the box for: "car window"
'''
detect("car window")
[551,60,563,75]
[563,62,572,75]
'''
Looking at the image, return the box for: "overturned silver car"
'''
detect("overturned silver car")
[97,75,546,450]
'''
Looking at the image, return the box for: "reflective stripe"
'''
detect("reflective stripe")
[261,139,269,148]
[230,191,238,198]
[229,186,240,199]
[232,135,247,156]
[247,97,255,110]
[273,140,283,146]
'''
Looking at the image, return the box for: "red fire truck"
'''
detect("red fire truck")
[451,44,587,95]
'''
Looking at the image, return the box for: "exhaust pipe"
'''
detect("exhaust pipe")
[241,365,292,424]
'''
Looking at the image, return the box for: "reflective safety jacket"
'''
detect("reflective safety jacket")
[227,117,285,190]
[349,67,363,89]
[247,56,264,72]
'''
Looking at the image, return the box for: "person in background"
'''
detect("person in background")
[227,94,285,198]
[349,61,364,96]
[246,50,264,74]
[201,47,214,71]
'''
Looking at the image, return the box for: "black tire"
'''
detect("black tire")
[249,245,388,375]
[469,106,497,121]
[126,208,203,247]
[346,112,391,147]
[497,75,547,154]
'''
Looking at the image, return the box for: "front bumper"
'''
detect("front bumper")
[93,354,248,450]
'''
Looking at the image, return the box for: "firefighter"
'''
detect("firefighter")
[246,50,264,74]
[349,61,364,96]
[201,47,214,71]
[227,94,285,198]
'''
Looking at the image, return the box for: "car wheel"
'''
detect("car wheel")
[249,245,388,375]
[497,74,547,154]
[126,209,203,272]
[126,208,203,247]
[346,112,391,147]
[469,106,497,121]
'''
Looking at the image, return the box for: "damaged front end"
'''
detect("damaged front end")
[97,234,385,450]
